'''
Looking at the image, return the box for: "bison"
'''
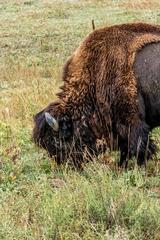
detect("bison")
[33,22,160,167]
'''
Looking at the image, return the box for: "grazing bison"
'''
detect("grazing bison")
[33,22,160,167]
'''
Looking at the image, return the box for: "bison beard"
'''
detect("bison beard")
[33,22,160,167]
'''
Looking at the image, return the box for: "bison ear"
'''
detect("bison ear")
[45,112,59,132]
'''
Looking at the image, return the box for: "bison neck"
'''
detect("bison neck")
[134,42,160,128]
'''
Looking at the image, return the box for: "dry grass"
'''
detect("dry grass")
[120,0,160,10]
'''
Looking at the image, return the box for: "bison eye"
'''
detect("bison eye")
[59,115,73,139]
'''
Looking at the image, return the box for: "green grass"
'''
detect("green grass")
[0,0,160,239]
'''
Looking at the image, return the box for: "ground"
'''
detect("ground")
[0,0,160,239]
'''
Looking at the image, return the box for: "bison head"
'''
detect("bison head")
[33,103,73,164]
[33,104,99,166]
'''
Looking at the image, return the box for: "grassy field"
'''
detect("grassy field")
[0,0,160,239]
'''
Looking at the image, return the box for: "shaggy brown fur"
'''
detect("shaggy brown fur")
[33,22,160,167]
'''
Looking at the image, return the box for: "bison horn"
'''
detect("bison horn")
[45,112,59,132]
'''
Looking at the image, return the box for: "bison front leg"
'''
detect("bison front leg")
[118,120,157,167]
[119,143,130,168]
[136,138,157,165]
